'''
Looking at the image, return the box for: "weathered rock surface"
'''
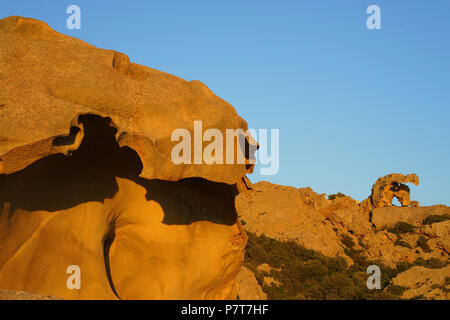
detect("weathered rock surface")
[371,205,450,230]
[0,16,251,300]
[360,231,429,267]
[392,266,450,300]
[236,267,267,300]
[420,221,450,254]
[0,289,62,300]
[0,16,255,184]
[328,207,372,237]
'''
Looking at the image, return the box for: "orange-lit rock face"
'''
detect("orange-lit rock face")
[0,17,252,299]
[0,16,255,183]
[369,173,419,208]
[0,115,247,299]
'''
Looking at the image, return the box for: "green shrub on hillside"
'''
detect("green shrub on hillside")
[340,234,356,249]
[387,222,416,235]
[422,214,450,225]
[244,232,410,300]
[416,236,432,253]
[386,285,408,296]
[413,257,447,269]
[328,193,347,200]
[396,261,414,273]
[394,235,412,249]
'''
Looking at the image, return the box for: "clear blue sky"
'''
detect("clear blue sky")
[2,1,449,205]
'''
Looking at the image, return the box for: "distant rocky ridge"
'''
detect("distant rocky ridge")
[236,174,449,300]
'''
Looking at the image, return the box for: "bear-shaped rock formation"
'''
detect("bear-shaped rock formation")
[367,173,419,208]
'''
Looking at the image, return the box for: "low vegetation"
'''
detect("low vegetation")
[422,214,450,225]
[394,237,412,249]
[416,236,432,253]
[387,222,416,235]
[328,193,347,200]
[244,232,410,300]
[413,257,448,269]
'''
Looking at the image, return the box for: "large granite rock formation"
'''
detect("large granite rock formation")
[0,16,254,299]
